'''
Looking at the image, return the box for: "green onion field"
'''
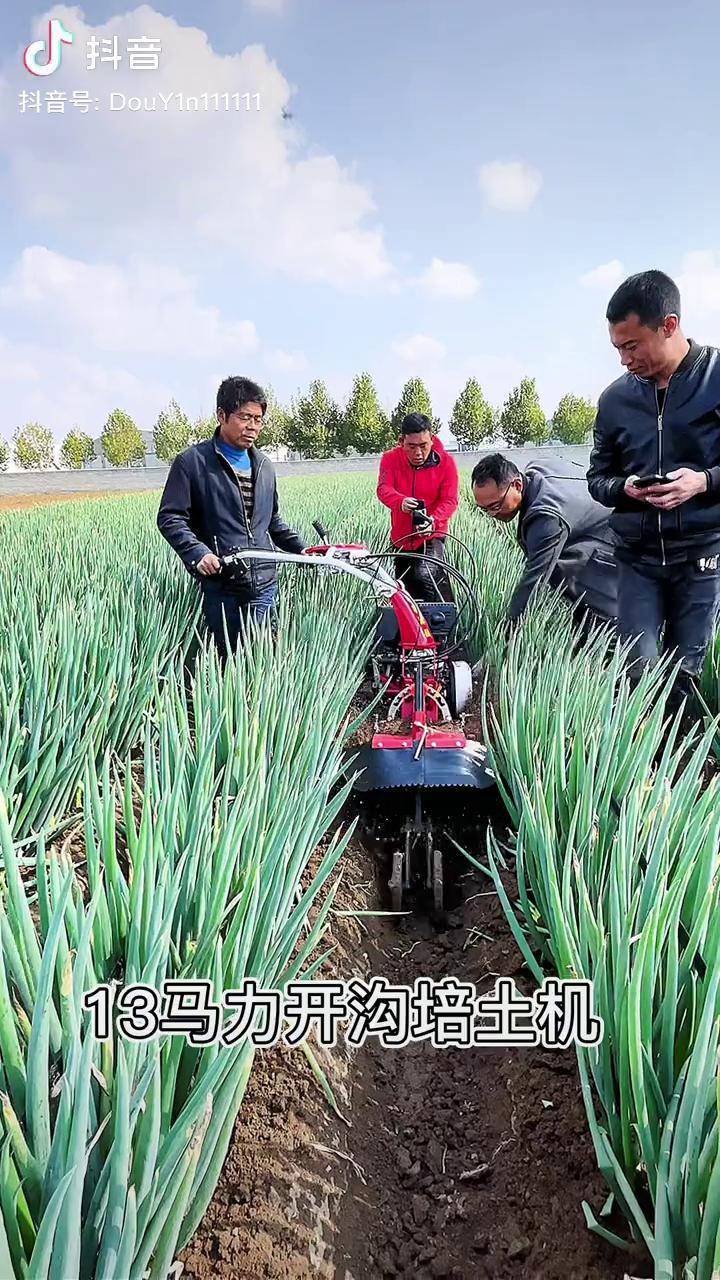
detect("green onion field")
[2,476,720,1279]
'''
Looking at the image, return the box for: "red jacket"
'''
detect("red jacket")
[377,436,459,550]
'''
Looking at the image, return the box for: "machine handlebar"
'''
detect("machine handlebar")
[219,543,438,653]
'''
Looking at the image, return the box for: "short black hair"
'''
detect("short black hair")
[401,412,432,436]
[606,270,681,329]
[471,453,521,489]
[216,376,267,417]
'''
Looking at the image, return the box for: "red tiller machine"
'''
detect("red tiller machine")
[221,523,495,911]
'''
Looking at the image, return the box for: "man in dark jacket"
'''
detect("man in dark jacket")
[587,270,720,691]
[472,453,618,624]
[157,375,304,658]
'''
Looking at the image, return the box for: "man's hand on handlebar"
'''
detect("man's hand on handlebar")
[196,553,222,576]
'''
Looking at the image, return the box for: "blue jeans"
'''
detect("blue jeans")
[617,557,720,687]
[201,583,278,660]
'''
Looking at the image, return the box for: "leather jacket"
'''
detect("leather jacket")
[587,340,720,563]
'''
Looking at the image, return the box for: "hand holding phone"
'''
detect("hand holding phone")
[624,473,671,502]
[643,468,710,509]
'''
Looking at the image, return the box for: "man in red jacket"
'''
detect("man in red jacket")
[377,412,460,599]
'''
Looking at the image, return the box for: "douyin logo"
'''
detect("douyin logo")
[23,18,74,76]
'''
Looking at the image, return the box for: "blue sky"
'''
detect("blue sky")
[1,0,719,445]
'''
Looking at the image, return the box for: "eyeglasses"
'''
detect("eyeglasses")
[479,481,512,515]
[236,412,264,426]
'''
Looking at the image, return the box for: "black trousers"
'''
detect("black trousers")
[617,557,720,693]
[394,538,452,601]
[570,604,615,648]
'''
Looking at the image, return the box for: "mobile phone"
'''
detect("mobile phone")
[634,473,670,488]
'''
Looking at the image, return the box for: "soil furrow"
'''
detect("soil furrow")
[182,819,649,1279]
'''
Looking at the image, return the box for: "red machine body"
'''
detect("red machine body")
[305,540,474,758]
[225,535,494,912]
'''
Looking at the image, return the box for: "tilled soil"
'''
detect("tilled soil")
[345,675,485,751]
[181,821,650,1280]
[0,490,155,511]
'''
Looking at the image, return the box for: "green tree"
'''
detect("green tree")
[286,380,342,459]
[341,373,392,454]
[101,409,146,467]
[0,439,9,471]
[60,429,95,470]
[259,385,292,454]
[499,378,548,448]
[13,423,55,470]
[449,378,496,449]
[192,414,216,443]
[551,393,596,445]
[154,399,192,462]
[390,377,433,436]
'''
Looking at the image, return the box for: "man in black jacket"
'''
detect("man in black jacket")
[157,375,305,658]
[587,270,720,693]
[472,453,618,624]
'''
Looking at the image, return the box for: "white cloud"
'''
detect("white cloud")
[578,250,720,346]
[391,334,447,365]
[1,247,259,359]
[478,161,542,213]
[416,258,481,299]
[0,337,41,384]
[0,336,171,440]
[579,259,625,290]
[677,251,720,312]
[246,0,288,11]
[0,247,311,440]
[1,6,394,292]
[264,347,308,374]
[677,251,720,346]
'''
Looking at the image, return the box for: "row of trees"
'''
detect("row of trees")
[0,376,597,470]
[449,379,595,448]
[0,423,96,472]
[239,375,595,456]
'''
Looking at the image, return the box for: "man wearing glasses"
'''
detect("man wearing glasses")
[471,452,617,625]
[158,375,305,657]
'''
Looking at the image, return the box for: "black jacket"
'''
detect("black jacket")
[157,433,304,597]
[587,340,720,563]
[511,459,618,621]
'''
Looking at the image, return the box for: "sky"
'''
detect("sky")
[1,0,719,447]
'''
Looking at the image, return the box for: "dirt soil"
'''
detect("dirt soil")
[0,490,155,512]
[345,677,484,749]
[180,817,650,1280]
